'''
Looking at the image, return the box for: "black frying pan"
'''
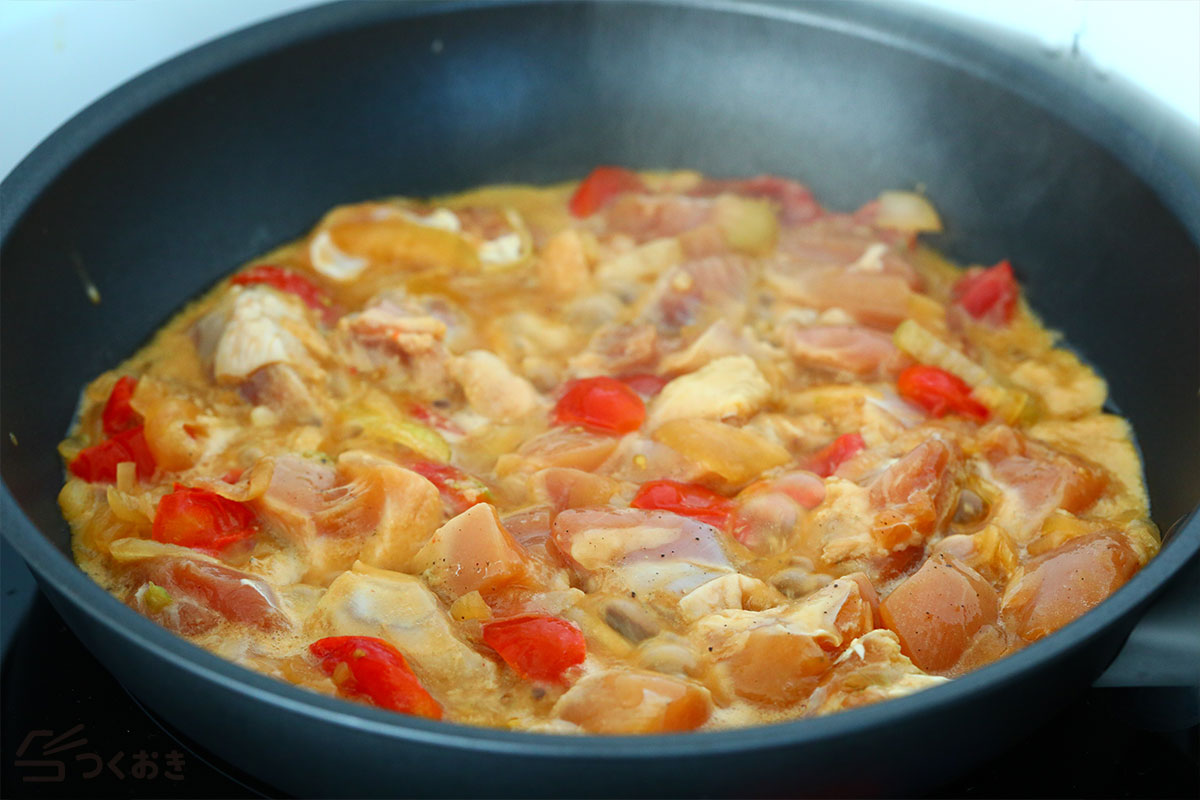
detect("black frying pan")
[2,1,1198,797]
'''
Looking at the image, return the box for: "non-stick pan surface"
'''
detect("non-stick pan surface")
[2,1,1198,797]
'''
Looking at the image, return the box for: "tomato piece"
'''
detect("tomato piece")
[482,614,587,684]
[630,480,735,528]
[68,426,156,483]
[618,373,670,397]
[408,460,492,515]
[231,264,338,323]
[309,636,442,719]
[896,365,989,422]
[101,376,141,436]
[152,484,258,552]
[1003,532,1138,642]
[568,166,645,217]
[553,376,646,434]
[807,432,865,478]
[880,554,999,672]
[952,260,1018,324]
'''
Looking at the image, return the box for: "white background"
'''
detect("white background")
[1,0,1198,180]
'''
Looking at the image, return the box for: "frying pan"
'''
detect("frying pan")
[2,1,1198,796]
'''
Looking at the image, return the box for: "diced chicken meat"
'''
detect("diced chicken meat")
[691,576,876,706]
[127,552,290,635]
[870,438,962,551]
[552,507,735,609]
[646,355,771,429]
[412,503,530,600]
[336,295,457,401]
[553,668,713,733]
[213,287,325,382]
[452,350,545,423]
[253,452,441,585]
[308,563,500,702]
[805,629,948,715]
[638,255,756,334]
[785,324,910,379]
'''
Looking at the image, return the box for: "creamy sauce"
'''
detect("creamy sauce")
[58,171,1158,734]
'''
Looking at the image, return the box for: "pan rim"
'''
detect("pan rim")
[3,0,1199,761]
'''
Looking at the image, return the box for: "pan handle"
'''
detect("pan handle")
[1093,543,1199,689]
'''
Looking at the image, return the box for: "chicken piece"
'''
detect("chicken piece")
[129,377,207,472]
[308,563,499,701]
[805,629,948,715]
[552,507,735,611]
[1027,415,1147,520]
[785,324,910,379]
[252,452,440,585]
[689,175,821,226]
[1002,532,1139,643]
[729,471,826,552]
[677,573,785,622]
[594,237,684,291]
[802,477,880,568]
[637,254,755,334]
[240,363,324,423]
[553,668,713,733]
[659,320,777,375]
[880,553,1000,673]
[602,194,715,242]
[335,295,457,402]
[870,438,963,552]
[213,286,323,382]
[978,426,1109,541]
[452,350,544,423]
[769,266,915,330]
[595,434,707,485]
[349,453,444,572]
[118,543,290,636]
[646,355,771,429]
[772,215,920,284]
[530,467,622,512]
[412,503,530,600]
[499,428,620,477]
[691,576,876,706]
[568,322,659,377]
[538,228,592,298]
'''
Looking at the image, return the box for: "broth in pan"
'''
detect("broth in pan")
[58,169,1158,733]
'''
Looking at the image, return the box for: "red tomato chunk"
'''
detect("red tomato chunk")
[101,376,141,436]
[231,264,338,323]
[69,426,156,483]
[554,376,646,434]
[408,460,492,515]
[482,614,587,684]
[310,636,442,719]
[897,365,989,422]
[630,480,735,528]
[953,260,1018,324]
[152,484,258,552]
[807,432,865,477]
[568,166,645,217]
